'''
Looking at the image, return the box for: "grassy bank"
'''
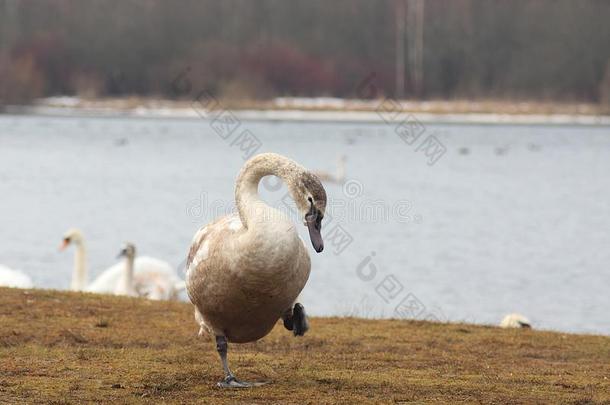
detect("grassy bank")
[1,288,609,404]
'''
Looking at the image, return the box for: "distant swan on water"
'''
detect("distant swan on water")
[312,155,346,184]
[500,313,532,329]
[186,153,327,387]
[60,228,184,300]
[116,242,184,300]
[0,265,33,289]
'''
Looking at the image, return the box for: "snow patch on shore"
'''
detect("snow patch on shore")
[6,97,609,126]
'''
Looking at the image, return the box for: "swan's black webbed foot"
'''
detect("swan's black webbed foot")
[293,303,309,336]
[283,303,309,336]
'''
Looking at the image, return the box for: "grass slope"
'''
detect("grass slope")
[1,288,609,404]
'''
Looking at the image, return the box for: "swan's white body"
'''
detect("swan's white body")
[312,155,346,184]
[500,313,532,329]
[61,228,184,300]
[87,256,184,300]
[0,265,33,289]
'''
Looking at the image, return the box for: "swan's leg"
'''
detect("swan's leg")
[216,336,235,383]
[215,335,266,388]
[282,303,309,336]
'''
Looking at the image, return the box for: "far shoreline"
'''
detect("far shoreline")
[2,96,610,126]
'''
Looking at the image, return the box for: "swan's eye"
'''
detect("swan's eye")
[64,237,70,243]
[308,197,313,203]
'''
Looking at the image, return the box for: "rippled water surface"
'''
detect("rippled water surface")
[1,114,609,334]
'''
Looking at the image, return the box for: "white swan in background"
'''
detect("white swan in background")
[0,265,33,289]
[500,313,532,329]
[115,243,138,297]
[312,155,346,184]
[117,242,184,300]
[60,228,184,300]
[186,153,327,387]
[60,228,90,291]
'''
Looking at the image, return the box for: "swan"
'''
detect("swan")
[117,242,184,300]
[115,243,138,297]
[494,145,509,156]
[60,228,89,291]
[499,313,532,329]
[312,155,346,184]
[0,265,33,289]
[60,228,184,299]
[186,153,327,388]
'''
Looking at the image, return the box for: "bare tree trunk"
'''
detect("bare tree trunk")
[0,0,19,107]
[413,0,424,97]
[407,0,424,98]
[1,0,19,60]
[395,0,406,99]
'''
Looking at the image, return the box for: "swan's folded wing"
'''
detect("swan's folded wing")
[134,257,177,276]
[132,258,183,300]
[86,263,124,293]
[186,214,243,277]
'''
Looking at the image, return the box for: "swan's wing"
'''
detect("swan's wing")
[185,213,247,308]
[86,262,124,293]
[186,214,243,274]
[134,257,178,276]
[0,266,33,289]
[133,273,178,300]
[133,257,183,300]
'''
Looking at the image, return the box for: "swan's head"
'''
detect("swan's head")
[60,228,84,250]
[117,243,136,260]
[296,172,327,253]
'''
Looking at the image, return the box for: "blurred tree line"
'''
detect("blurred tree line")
[1,0,609,105]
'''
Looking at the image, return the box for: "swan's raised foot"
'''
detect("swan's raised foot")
[284,303,309,336]
[217,376,267,388]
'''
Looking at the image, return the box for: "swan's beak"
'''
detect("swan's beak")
[305,212,324,253]
[59,238,70,251]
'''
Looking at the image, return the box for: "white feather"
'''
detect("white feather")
[87,256,182,300]
[500,313,532,328]
[0,265,33,289]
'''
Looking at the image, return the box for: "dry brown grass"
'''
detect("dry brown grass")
[1,288,609,404]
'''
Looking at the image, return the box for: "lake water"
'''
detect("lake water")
[1,113,609,335]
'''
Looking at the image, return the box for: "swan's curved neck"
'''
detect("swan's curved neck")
[119,256,136,296]
[71,242,88,291]
[235,154,305,230]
